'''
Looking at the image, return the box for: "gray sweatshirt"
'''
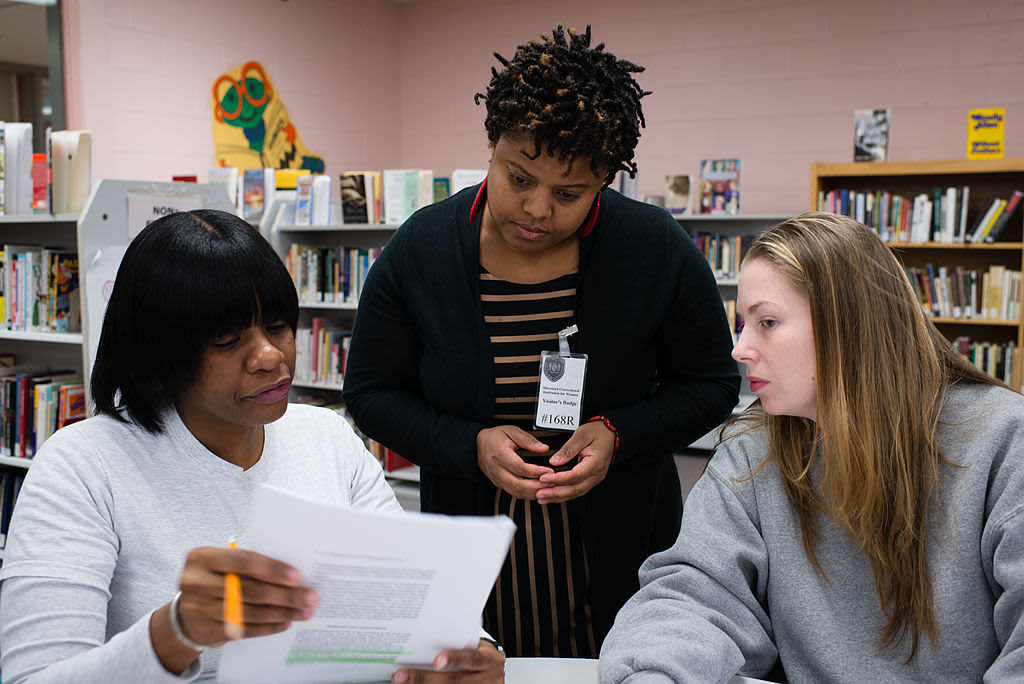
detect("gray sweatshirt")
[600,382,1024,683]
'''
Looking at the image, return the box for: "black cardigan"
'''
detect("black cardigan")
[344,184,741,642]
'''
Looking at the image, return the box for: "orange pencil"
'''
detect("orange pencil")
[224,541,244,640]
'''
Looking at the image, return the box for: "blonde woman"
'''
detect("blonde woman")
[600,212,1024,682]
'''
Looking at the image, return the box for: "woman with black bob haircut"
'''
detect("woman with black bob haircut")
[0,210,504,683]
[91,208,300,433]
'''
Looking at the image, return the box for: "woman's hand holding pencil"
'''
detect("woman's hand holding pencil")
[174,544,319,647]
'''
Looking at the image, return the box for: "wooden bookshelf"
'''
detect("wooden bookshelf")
[811,159,1024,389]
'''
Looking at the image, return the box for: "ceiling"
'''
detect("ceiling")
[0,1,50,67]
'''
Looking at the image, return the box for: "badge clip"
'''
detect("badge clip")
[557,324,578,357]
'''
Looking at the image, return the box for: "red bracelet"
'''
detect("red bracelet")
[587,414,620,457]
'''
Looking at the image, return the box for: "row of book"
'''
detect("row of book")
[294,319,351,387]
[906,264,1021,321]
[0,123,92,216]
[816,186,1023,244]
[205,166,486,227]
[953,337,1017,387]
[693,232,750,280]
[290,392,414,473]
[1,365,86,460]
[1,244,81,333]
[0,470,26,549]
[285,244,381,306]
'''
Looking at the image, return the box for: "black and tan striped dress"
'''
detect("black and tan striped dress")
[479,267,597,659]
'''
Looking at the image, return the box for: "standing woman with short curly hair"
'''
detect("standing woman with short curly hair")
[344,26,740,658]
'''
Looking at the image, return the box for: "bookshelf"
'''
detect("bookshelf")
[263,198,400,392]
[811,159,1024,390]
[0,213,83,557]
[263,198,416,496]
[1,213,84,373]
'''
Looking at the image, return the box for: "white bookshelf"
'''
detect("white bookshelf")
[0,330,83,344]
[265,198,399,401]
[0,456,32,471]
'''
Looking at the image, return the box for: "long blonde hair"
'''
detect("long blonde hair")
[728,212,1003,659]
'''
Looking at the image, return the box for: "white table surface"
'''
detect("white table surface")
[504,658,768,683]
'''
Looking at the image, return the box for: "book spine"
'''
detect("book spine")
[984,190,1024,243]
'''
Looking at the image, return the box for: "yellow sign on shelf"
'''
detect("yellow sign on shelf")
[967,108,1005,159]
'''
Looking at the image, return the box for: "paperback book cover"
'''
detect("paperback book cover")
[967,108,1005,160]
[241,168,265,222]
[699,159,742,215]
[49,252,80,333]
[207,166,240,208]
[50,130,92,215]
[854,109,890,162]
[433,177,451,203]
[31,153,48,214]
[664,174,693,216]
[340,173,372,224]
[293,174,314,226]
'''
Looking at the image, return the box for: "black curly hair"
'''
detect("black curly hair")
[474,25,650,186]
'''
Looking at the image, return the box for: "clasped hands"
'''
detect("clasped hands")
[476,422,616,504]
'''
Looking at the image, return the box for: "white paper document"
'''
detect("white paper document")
[217,484,516,683]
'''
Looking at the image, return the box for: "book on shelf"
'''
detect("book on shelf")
[49,251,81,333]
[693,232,747,279]
[293,174,314,226]
[1,245,81,333]
[450,169,486,195]
[905,263,1020,321]
[241,168,266,223]
[968,197,1006,243]
[817,184,1019,245]
[31,153,48,214]
[967,108,1004,160]
[295,318,352,387]
[275,168,310,193]
[383,169,433,225]
[664,174,694,216]
[2,370,79,459]
[286,243,381,306]
[699,159,741,215]
[433,177,451,203]
[311,174,332,226]
[50,130,92,215]
[853,108,890,162]
[983,190,1024,243]
[339,172,377,224]
[207,166,240,211]
[954,337,1016,387]
[617,171,638,200]
[3,123,32,215]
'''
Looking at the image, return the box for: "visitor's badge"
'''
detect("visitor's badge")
[535,325,587,431]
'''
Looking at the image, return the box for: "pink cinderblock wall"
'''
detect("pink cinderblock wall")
[61,0,404,183]
[63,0,1024,213]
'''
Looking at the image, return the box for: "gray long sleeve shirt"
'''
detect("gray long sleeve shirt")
[600,382,1024,683]
[0,404,403,683]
